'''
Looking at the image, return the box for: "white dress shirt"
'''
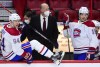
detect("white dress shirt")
[40,14,48,31]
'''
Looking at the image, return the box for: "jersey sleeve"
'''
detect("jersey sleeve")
[92,20,100,27]
[63,28,70,37]
[86,26,99,48]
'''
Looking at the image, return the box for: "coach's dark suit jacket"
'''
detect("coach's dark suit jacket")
[21,15,59,60]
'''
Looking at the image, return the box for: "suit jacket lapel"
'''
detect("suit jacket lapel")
[47,15,51,31]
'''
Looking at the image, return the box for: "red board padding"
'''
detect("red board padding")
[0,60,100,64]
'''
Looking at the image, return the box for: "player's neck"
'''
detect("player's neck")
[79,20,88,23]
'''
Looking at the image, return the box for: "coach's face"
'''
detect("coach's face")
[79,13,89,22]
[40,3,49,16]
[24,15,31,24]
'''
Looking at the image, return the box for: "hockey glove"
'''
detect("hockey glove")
[21,52,33,64]
[63,13,69,24]
[63,13,69,29]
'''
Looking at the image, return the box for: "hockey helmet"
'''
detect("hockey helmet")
[79,7,89,14]
[9,13,21,21]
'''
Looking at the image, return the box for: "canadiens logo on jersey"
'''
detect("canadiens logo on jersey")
[73,28,81,38]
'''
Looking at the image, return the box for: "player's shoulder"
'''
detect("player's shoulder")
[72,20,79,23]
[4,23,21,36]
[73,20,78,22]
[83,20,95,27]
[92,20,99,24]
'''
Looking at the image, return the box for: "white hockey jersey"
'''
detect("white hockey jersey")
[1,24,24,60]
[63,20,99,54]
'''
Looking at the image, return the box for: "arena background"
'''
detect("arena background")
[0,0,100,61]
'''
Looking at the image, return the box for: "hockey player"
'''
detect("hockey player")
[1,13,64,64]
[63,7,99,60]
[94,27,100,60]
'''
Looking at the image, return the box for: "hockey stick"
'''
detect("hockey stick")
[63,13,71,59]
[66,28,71,59]
[27,24,57,47]
[85,53,90,60]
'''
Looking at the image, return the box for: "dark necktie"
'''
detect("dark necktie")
[43,17,46,31]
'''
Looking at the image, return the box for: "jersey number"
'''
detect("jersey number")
[1,38,5,51]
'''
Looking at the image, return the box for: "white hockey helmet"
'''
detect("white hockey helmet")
[79,7,89,14]
[9,13,21,21]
